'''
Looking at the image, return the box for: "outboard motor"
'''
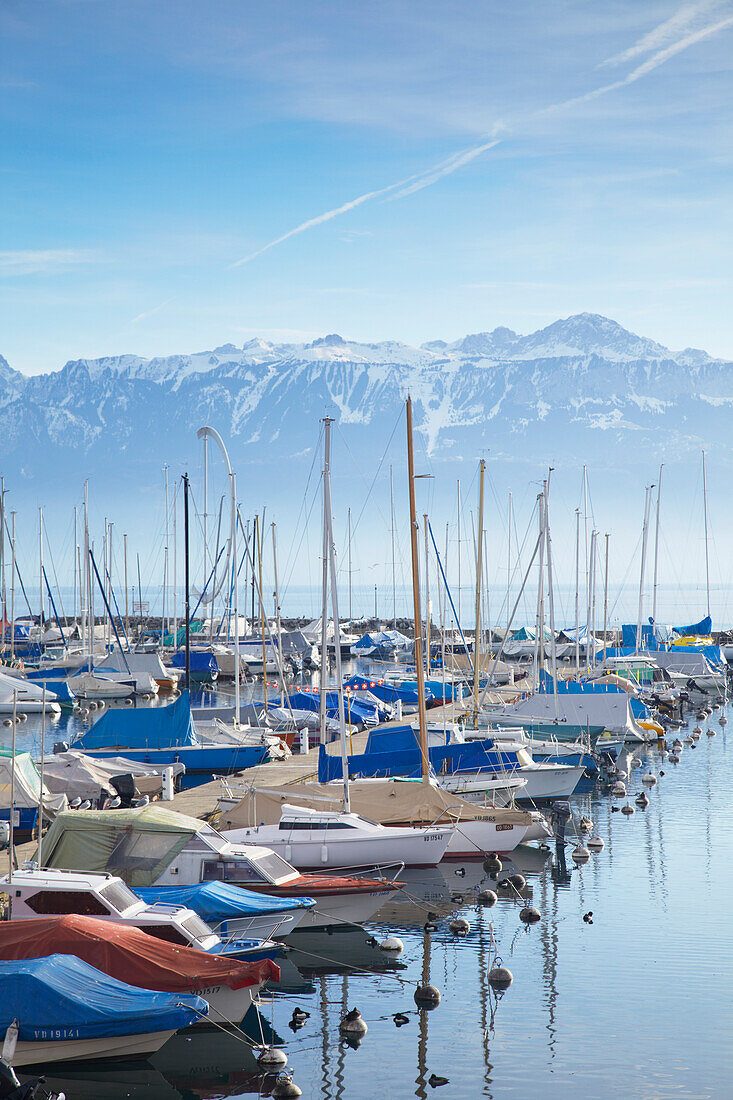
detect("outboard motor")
[109,772,136,808]
[0,1060,64,1100]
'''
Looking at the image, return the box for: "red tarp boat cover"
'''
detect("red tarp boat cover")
[0,914,279,992]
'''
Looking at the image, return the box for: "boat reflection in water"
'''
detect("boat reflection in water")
[281,925,408,978]
[372,843,553,926]
[24,1007,283,1100]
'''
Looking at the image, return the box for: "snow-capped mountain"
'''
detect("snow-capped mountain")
[3,313,732,525]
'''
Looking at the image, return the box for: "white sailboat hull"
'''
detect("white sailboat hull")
[11,1028,177,1067]
[442,763,584,802]
[222,823,452,870]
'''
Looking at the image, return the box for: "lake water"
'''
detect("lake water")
[9,691,733,1099]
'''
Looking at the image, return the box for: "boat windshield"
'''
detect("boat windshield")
[182,912,215,941]
[202,851,295,885]
[100,879,142,914]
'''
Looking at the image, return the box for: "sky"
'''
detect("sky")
[1,0,733,375]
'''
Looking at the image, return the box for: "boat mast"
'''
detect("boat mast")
[124,533,129,643]
[322,422,350,812]
[272,522,284,705]
[163,465,169,644]
[635,486,652,654]
[390,466,397,631]
[702,450,711,618]
[258,514,267,712]
[457,479,462,626]
[183,472,190,691]
[603,533,610,662]
[651,463,663,629]
[347,507,352,622]
[506,490,512,638]
[533,491,546,687]
[406,397,430,783]
[319,420,333,746]
[72,505,78,626]
[472,459,485,722]
[544,477,560,721]
[423,515,430,675]
[38,506,44,635]
[232,467,240,724]
[574,508,580,671]
[10,513,15,664]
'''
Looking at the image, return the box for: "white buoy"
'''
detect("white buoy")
[707,728,716,737]
[519,906,541,924]
[488,966,513,989]
[2,719,11,729]
[449,917,471,935]
[477,889,498,907]
[693,726,702,735]
[379,936,404,954]
[621,803,635,815]
[669,752,680,762]
[17,713,27,723]
[719,716,727,726]
[642,773,657,786]
[635,792,649,807]
[271,1073,302,1099]
[631,757,642,768]
[414,984,441,1007]
[612,782,626,798]
[257,1047,288,1069]
[572,845,591,863]
[579,817,593,834]
[587,836,605,851]
[339,1009,368,1036]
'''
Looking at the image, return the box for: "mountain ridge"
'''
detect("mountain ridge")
[3,313,733,523]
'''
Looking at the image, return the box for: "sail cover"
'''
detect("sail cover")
[39,805,203,887]
[136,880,315,919]
[0,953,207,1040]
[76,690,197,750]
[0,914,278,992]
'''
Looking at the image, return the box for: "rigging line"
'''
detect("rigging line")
[280,423,323,591]
[333,407,403,553]
[281,467,324,597]
[3,517,33,618]
[42,523,68,623]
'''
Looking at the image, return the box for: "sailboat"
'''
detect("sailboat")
[223,416,458,871]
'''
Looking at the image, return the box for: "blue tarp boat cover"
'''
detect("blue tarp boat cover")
[136,881,315,918]
[288,691,383,725]
[673,615,712,636]
[318,737,508,783]
[171,651,218,672]
[76,690,198,750]
[0,954,206,1041]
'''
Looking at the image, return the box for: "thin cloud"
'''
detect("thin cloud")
[230,135,503,266]
[601,0,725,67]
[230,11,733,268]
[129,298,175,325]
[387,138,501,200]
[0,249,96,275]
[548,13,733,112]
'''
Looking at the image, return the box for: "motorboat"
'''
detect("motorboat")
[68,673,134,700]
[37,805,403,930]
[0,913,278,1028]
[221,803,454,870]
[71,691,271,788]
[0,668,62,715]
[0,868,282,964]
[218,781,552,859]
[0,953,205,1065]
[134,880,316,941]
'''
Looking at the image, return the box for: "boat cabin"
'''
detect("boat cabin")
[0,868,222,952]
[156,823,301,888]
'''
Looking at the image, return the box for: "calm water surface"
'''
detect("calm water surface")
[10,692,733,1099]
